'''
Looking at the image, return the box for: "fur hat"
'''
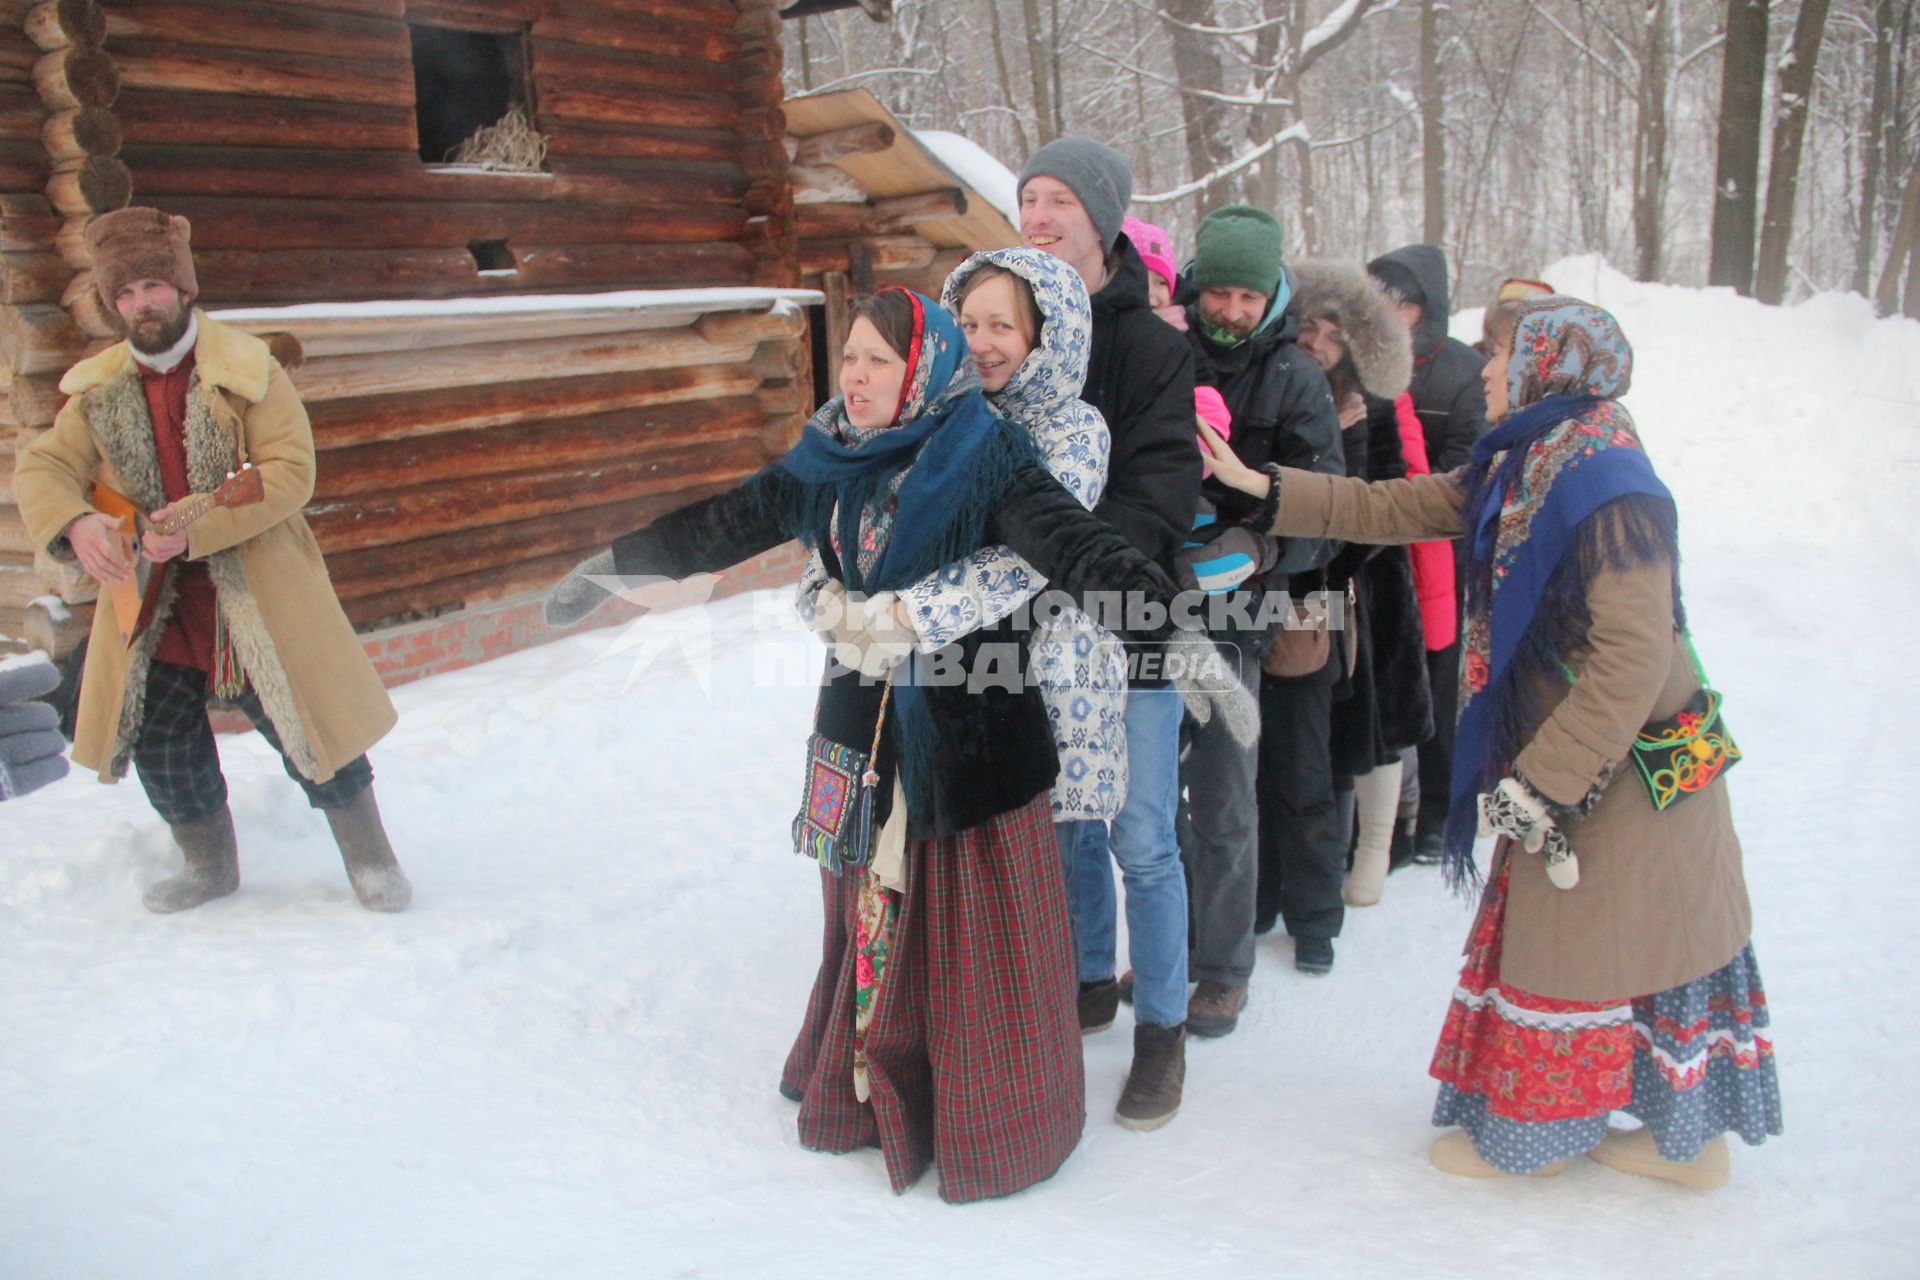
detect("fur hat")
[1291,259,1413,400]
[86,207,197,308]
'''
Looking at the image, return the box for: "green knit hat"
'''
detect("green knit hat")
[1192,205,1285,297]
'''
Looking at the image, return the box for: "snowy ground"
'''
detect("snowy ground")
[5,261,1918,1278]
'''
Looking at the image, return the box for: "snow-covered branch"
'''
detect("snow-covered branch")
[1134,122,1311,205]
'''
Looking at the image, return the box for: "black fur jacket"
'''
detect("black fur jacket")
[610,459,1184,839]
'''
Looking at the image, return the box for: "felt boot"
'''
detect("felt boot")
[145,804,240,913]
[325,787,412,912]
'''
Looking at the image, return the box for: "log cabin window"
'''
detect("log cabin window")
[469,240,518,275]
[408,22,541,170]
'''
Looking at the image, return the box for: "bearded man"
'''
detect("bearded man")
[14,207,410,913]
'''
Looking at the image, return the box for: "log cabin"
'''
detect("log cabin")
[0,0,1018,692]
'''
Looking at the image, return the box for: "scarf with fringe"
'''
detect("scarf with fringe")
[778,288,1035,819]
[1442,299,1683,891]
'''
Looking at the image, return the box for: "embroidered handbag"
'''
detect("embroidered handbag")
[1628,636,1740,810]
[791,675,893,874]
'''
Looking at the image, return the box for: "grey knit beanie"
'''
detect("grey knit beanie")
[1018,136,1133,250]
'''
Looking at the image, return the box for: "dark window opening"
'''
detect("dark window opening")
[469,239,517,273]
[806,303,831,412]
[409,24,536,166]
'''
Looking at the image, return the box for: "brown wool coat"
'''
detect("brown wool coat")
[14,312,395,786]
[1270,465,1752,1001]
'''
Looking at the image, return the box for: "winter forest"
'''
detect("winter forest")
[782,0,1920,313]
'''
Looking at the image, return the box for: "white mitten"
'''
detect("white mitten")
[1476,777,1580,889]
[829,591,917,678]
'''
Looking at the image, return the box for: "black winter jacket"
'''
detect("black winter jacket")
[1184,295,1345,651]
[608,460,1184,839]
[1369,244,1489,472]
[1081,237,1204,686]
[1085,238,1204,571]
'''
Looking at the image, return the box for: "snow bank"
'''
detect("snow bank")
[915,130,1020,224]
[5,266,1919,1277]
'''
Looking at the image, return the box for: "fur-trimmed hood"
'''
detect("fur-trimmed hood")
[59,311,274,403]
[1290,260,1413,400]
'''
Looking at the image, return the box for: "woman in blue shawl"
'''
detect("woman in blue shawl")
[1202,295,1781,1188]
[544,287,1195,1203]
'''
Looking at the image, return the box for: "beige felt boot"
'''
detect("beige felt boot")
[1428,1129,1565,1178]
[1588,1126,1730,1189]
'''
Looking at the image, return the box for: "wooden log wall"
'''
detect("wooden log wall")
[0,0,808,654]
[787,130,980,411]
[278,300,807,628]
[0,0,119,647]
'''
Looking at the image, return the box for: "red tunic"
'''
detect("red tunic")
[140,352,218,672]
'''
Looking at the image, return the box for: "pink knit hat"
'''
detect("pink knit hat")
[1194,384,1232,477]
[1122,215,1177,293]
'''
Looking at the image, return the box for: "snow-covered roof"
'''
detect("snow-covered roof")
[913,130,1018,224]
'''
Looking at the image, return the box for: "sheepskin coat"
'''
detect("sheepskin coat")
[14,312,395,785]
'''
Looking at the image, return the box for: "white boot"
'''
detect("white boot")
[1344,761,1403,907]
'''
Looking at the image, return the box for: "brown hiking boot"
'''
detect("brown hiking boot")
[1186,980,1248,1038]
[1078,978,1121,1033]
[1115,1023,1185,1131]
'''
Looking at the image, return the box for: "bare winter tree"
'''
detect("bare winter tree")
[777,0,1917,307]
[1708,0,1770,293]
[1753,0,1834,303]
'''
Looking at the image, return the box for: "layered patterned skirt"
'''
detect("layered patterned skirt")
[1430,861,1783,1174]
[780,791,1085,1203]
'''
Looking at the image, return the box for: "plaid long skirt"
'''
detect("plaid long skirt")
[780,791,1085,1203]
[1430,858,1783,1174]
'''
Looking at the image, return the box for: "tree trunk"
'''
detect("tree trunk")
[1019,0,1056,150]
[1159,0,1235,222]
[1875,149,1920,314]
[1752,0,1831,304]
[1632,0,1673,282]
[1708,0,1769,294]
[984,0,1031,164]
[1854,0,1895,297]
[1420,0,1445,246]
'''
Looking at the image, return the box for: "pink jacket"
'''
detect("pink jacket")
[1395,392,1458,651]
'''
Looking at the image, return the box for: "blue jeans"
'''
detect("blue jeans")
[1057,686,1189,1029]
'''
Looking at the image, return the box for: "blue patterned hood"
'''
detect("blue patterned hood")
[941,247,1095,423]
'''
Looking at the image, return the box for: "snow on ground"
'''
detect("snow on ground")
[4,262,1918,1277]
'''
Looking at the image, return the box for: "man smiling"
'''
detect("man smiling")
[1017,137,1201,1131]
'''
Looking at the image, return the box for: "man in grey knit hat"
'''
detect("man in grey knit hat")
[1017,136,1202,1131]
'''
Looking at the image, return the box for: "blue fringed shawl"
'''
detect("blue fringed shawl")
[777,289,1036,818]
[1440,301,1684,891]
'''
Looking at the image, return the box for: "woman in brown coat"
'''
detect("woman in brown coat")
[1200,295,1781,1187]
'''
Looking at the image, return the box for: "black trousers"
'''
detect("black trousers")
[132,660,372,826]
[1254,658,1344,940]
[1417,637,1461,836]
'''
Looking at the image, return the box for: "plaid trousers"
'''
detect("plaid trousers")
[780,790,1085,1203]
[133,660,372,825]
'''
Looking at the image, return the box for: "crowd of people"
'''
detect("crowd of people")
[12,142,1781,1208]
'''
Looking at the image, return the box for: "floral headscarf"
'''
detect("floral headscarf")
[939,247,1093,427]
